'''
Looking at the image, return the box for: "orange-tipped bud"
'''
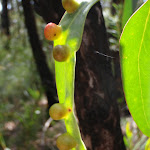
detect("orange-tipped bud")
[44,23,62,41]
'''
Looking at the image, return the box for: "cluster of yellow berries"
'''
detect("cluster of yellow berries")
[44,0,80,149]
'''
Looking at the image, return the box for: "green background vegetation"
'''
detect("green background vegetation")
[0,0,150,149]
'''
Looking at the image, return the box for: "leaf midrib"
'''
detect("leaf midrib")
[137,2,150,129]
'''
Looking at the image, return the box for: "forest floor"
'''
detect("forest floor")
[0,97,149,150]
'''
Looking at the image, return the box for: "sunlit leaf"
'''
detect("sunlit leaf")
[122,0,133,28]
[126,122,133,139]
[120,0,150,137]
[54,0,99,149]
[122,0,142,29]
[145,138,150,150]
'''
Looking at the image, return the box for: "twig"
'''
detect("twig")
[41,117,53,145]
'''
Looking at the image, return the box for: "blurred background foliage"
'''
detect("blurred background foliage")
[0,0,149,149]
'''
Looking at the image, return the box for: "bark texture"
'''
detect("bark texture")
[75,3,126,150]
[33,0,64,23]
[22,0,57,107]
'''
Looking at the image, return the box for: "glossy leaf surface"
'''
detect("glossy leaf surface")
[54,0,98,149]
[145,138,150,150]
[120,0,150,137]
[122,0,141,29]
[122,0,133,28]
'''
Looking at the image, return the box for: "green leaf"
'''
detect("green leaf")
[54,0,98,149]
[54,0,98,52]
[0,133,6,149]
[122,0,133,28]
[122,0,141,29]
[126,122,133,139]
[145,138,150,150]
[120,0,150,137]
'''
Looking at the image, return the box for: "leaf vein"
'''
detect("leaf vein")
[137,5,150,129]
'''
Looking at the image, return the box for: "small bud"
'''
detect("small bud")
[62,0,80,14]
[53,45,70,62]
[44,23,62,41]
[49,103,69,120]
[56,133,77,150]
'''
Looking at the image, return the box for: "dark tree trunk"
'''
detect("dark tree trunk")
[1,0,10,35]
[33,0,64,23]
[75,3,126,150]
[22,0,57,107]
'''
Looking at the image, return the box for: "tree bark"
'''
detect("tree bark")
[33,0,64,23]
[75,3,126,150]
[1,0,10,35]
[22,0,57,107]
